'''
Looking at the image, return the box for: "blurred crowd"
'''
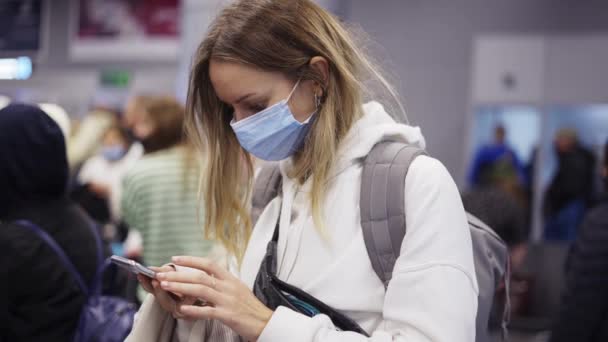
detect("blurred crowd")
[464,124,608,341]
[467,124,603,246]
[0,96,224,341]
[2,97,607,341]
[68,95,222,278]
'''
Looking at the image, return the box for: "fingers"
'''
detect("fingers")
[156,270,220,290]
[160,281,224,305]
[172,256,232,280]
[141,277,179,313]
[178,305,226,321]
[150,265,175,273]
[138,274,154,293]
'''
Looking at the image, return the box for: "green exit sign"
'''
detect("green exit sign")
[100,70,131,88]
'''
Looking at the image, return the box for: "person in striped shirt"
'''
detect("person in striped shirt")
[121,96,217,301]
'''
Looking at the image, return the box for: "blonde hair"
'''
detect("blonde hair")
[185,0,402,264]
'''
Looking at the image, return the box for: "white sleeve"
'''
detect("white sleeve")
[109,180,123,220]
[77,157,99,184]
[257,156,478,342]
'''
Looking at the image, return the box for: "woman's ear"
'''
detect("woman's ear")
[309,56,329,91]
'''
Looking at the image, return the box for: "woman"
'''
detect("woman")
[137,1,478,341]
[0,104,99,341]
[77,124,143,222]
[120,96,217,300]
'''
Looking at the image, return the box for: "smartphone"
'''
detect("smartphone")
[110,255,156,278]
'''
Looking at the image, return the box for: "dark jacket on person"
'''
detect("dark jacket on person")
[0,104,98,342]
[550,199,608,342]
[544,145,596,216]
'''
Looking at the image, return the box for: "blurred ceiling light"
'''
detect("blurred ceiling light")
[0,57,32,80]
[39,103,71,140]
[0,95,10,110]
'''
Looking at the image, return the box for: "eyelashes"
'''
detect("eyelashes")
[228,101,268,122]
[248,103,266,113]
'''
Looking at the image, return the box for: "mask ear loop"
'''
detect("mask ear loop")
[286,79,301,103]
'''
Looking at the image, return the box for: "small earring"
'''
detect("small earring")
[314,93,322,110]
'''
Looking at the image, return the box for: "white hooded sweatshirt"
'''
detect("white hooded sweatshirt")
[239,102,479,342]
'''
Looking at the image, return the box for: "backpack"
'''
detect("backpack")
[252,141,511,342]
[16,220,136,342]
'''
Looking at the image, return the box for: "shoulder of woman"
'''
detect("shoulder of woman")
[405,155,458,195]
[401,154,468,239]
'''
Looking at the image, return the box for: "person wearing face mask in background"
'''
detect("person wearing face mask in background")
[67,100,121,171]
[77,124,143,223]
[72,123,144,305]
[129,1,478,341]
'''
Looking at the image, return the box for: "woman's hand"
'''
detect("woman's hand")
[157,256,274,342]
[137,265,184,317]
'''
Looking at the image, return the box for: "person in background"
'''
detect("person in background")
[462,188,528,269]
[120,96,217,300]
[67,107,116,170]
[469,125,527,189]
[462,186,530,320]
[124,95,152,130]
[39,103,71,141]
[467,125,529,245]
[544,128,596,241]
[77,124,143,222]
[0,104,99,341]
[123,94,157,153]
[550,140,608,342]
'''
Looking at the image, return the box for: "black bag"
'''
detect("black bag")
[253,216,369,336]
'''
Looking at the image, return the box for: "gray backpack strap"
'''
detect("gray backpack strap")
[251,163,282,226]
[360,142,427,286]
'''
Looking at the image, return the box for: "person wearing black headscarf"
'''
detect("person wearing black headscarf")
[0,104,98,341]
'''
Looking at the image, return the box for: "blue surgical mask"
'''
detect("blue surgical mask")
[230,81,315,161]
[101,145,127,162]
